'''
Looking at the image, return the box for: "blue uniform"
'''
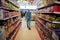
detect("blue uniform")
[25,11,31,27]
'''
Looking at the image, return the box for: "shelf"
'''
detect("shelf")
[36,25,44,40]
[38,1,60,10]
[11,20,20,35]
[10,24,20,40]
[38,16,52,23]
[11,15,19,18]
[15,21,20,28]
[37,22,48,34]
[53,12,60,14]
[52,21,60,24]
[0,7,19,12]
[36,22,51,40]
[42,12,60,16]
[6,20,20,38]
[6,0,19,8]
[42,12,60,15]
[52,32,59,40]
[13,19,19,24]
[55,1,60,5]
[0,15,19,20]
[37,18,51,31]
[8,19,19,27]
[38,16,60,24]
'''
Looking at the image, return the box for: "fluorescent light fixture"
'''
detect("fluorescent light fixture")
[20,5,37,9]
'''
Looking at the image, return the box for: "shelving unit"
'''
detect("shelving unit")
[38,16,52,23]
[36,22,50,40]
[38,1,60,10]
[36,0,60,40]
[36,22,44,40]
[0,0,21,40]
[6,0,19,8]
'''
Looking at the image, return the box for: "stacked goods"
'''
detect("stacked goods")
[55,17,60,21]
[3,17,19,37]
[47,0,55,5]
[46,15,51,19]
[54,6,60,12]
[4,1,18,10]
[52,24,60,28]
[31,12,36,21]
[0,26,6,40]
[0,0,2,7]
[0,0,21,40]
[3,10,9,18]
[42,0,55,5]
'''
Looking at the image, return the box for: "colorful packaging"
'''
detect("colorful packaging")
[54,6,60,12]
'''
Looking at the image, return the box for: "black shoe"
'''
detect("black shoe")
[29,27,31,30]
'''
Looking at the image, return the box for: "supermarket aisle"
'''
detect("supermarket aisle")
[15,17,41,40]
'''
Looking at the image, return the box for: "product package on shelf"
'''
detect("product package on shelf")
[47,6,54,12]
[4,1,12,10]
[3,10,9,18]
[46,22,51,28]
[52,24,60,28]
[0,26,6,40]
[4,19,13,28]
[53,6,60,12]
[0,9,4,19]
[55,17,60,21]
[10,11,19,17]
[43,14,60,22]
[47,0,55,5]
[45,15,56,21]
[53,29,60,40]
[37,18,52,40]
[57,0,60,1]
[0,0,2,7]
[47,15,60,21]
[0,9,10,20]
[4,0,19,11]
[52,30,59,40]
[39,6,60,13]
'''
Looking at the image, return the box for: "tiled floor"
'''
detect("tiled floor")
[15,17,41,40]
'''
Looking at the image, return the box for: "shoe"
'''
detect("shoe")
[29,27,31,30]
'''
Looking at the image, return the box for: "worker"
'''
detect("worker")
[25,10,31,30]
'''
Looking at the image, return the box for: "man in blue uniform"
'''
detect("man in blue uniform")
[25,10,31,30]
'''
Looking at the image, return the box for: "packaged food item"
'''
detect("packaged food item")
[47,0,55,5]
[46,22,51,28]
[42,0,47,5]
[3,10,9,18]
[49,6,54,12]
[50,16,60,21]
[39,13,43,17]
[55,17,60,21]
[50,15,56,21]
[0,0,2,7]
[45,15,51,20]
[0,27,6,40]
[52,31,59,40]
[54,6,60,12]
[52,24,60,28]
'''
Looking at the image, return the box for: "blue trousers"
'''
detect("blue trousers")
[26,19,31,27]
